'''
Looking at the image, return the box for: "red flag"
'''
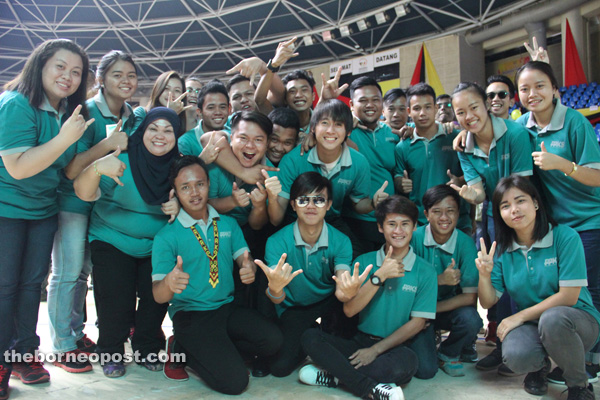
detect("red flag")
[410,45,425,86]
[564,19,587,87]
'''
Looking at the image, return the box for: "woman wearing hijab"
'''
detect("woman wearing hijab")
[74,107,180,378]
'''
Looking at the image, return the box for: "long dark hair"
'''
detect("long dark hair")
[4,39,90,118]
[492,175,555,254]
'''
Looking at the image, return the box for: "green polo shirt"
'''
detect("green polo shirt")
[207,163,259,226]
[458,115,533,206]
[58,92,136,215]
[88,153,168,258]
[179,119,232,157]
[517,101,600,231]
[394,123,471,231]
[0,91,76,219]
[492,224,600,337]
[411,225,478,302]
[152,206,249,318]
[265,221,352,317]
[277,144,371,219]
[356,246,437,338]
[344,122,398,222]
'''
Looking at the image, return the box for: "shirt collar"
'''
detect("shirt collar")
[463,115,506,156]
[423,224,458,254]
[94,91,132,121]
[293,221,329,250]
[307,142,352,168]
[354,120,387,133]
[507,224,554,252]
[177,205,220,228]
[525,99,566,133]
[39,95,67,119]
[410,122,446,144]
[376,245,417,272]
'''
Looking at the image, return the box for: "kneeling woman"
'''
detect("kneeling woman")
[477,175,600,399]
[74,107,181,377]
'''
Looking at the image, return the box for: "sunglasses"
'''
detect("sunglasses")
[437,102,452,109]
[187,87,201,94]
[295,195,327,208]
[486,91,509,100]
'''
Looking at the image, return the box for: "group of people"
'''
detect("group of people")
[0,34,599,400]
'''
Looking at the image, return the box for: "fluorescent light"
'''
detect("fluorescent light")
[303,35,314,46]
[375,12,387,25]
[322,30,333,41]
[357,19,368,31]
[394,5,407,17]
[340,25,351,37]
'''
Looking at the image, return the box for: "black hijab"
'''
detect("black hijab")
[128,107,180,205]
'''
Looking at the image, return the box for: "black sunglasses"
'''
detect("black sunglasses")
[486,91,509,100]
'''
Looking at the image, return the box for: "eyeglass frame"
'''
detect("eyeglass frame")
[486,91,509,100]
[295,195,328,208]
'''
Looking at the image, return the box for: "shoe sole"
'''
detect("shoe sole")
[10,371,50,384]
[53,361,93,374]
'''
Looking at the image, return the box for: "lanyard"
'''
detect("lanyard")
[190,221,220,288]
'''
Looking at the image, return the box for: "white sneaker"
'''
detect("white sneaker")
[298,364,339,388]
[371,383,405,400]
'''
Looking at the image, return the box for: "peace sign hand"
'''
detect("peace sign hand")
[475,238,496,278]
[199,130,222,164]
[255,253,303,294]
[334,262,373,301]
[524,37,549,64]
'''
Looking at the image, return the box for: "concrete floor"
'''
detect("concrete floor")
[8,290,598,400]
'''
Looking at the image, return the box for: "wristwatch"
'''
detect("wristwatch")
[370,275,384,287]
[266,59,280,73]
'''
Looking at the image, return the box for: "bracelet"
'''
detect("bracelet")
[266,59,280,73]
[267,287,284,299]
[564,162,578,177]
[93,161,101,177]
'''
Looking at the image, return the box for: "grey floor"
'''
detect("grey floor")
[9,291,597,400]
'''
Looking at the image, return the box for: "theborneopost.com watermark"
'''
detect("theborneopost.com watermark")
[3,350,185,364]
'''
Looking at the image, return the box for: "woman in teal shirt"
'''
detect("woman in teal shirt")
[0,39,91,397]
[477,175,599,399]
[74,107,180,379]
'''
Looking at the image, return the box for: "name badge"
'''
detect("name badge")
[105,123,118,138]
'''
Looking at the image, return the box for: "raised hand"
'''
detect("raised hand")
[334,262,373,301]
[95,146,126,186]
[400,171,413,194]
[167,256,189,294]
[475,238,496,278]
[378,245,405,281]
[450,183,478,204]
[320,66,349,101]
[167,92,192,115]
[452,129,468,152]
[300,132,316,156]
[255,253,302,294]
[373,180,389,208]
[262,169,282,198]
[446,169,462,187]
[239,250,256,284]
[226,57,266,86]
[524,37,549,63]
[531,141,566,171]
[59,104,95,144]
[232,182,250,207]
[438,258,461,286]
[272,37,299,69]
[394,125,414,141]
[250,181,267,206]
[199,130,222,164]
[106,119,128,151]
[161,189,180,223]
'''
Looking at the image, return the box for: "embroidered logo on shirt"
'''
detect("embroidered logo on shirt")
[544,257,557,267]
[402,284,417,293]
[337,179,352,186]
[550,141,565,148]
[220,231,231,238]
[441,146,453,152]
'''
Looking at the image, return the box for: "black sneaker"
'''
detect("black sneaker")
[460,342,478,363]
[567,384,595,400]
[251,356,270,378]
[76,334,97,355]
[523,358,550,396]
[11,360,50,384]
[547,365,599,385]
[53,350,93,373]
[498,363,521,377]
[476,347,502,371]
[0,364,10,400]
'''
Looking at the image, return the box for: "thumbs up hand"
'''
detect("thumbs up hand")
[438,258,461,286]
[167,256,189,294]
[531,141,569,172]
[239,250,256,284]
[262,169,282,198]
[373,180,389,208]
[232,182,251,207]
[400,171,413,194]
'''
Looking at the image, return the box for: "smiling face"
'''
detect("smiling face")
[285,79,314,112]
[101,60,137,103]
[158,77,184,107]
[409,95,436,132]
[452,89,490,135]
[142,119,176,156]
[201,92,229,131]
[314,116,347,152]
[486,82,514,119]
[230,120,268,168]
[42,49,83,109]
[383,96,408,130]
[174,163,209,219]
[424,196,459,243]
[186,80,203,106]
[267,124,297,164]
[351,86,383,130]
[499,187,537,235]
[378,213,415,251]
[517,68,557,116]
[229,80,257,113]
[291,188,331,227]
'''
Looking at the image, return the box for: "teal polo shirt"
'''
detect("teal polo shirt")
[207,163,259,226]
[492,224,600,338]
[152,206,249,318]
[394,123,471,231]
[344,122,398,222]
[411,225,478,302]
[88,153,169,258]
[356,246,438,338]
[0,91,76,219]
[265,221,352,317]
[178,119,232,157]
[277,144,371,219]
[458,115,533,205]
[517,101,600,231]
[58,92,136,215]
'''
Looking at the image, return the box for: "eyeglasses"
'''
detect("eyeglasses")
[187,87,201,94]
[437,102,452,109]
[486,91,509,100]
[295,195,327,208]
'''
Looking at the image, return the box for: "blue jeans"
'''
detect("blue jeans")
[503,306,598,388]
[0,215,58,364]
[48,211,92,353]
[436,306,483,359]
[579,230,600,360]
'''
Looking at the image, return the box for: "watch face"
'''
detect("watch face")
[371,275,382,286]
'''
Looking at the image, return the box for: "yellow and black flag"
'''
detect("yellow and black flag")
[410,43,446,96]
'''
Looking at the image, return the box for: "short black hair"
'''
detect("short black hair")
[268,107,300,133]
[197,79,229,109]
[226,74,253,92]
[230,110,273,138]
[282,69,315,89]
[515,61,559,91]
[289,171,332,201]
[349,76,382,99]
[451,81,488,105]
[310,99,353,136]
[406,83,436,105]
[487,75,515,97]
[422,184,461,212]
[436,94,451,103]
[383,88,407,105]
[375,195,419,226]
[169,155,209,191]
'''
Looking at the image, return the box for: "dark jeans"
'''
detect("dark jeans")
[173,302,282,395]
[579,230,600,358]
[344,217,385,260]
[301,329,419,398]
[90,240,168,358]
[0,215,57,364]
[436,306,482,359]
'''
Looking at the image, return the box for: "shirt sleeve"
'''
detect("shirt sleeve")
[277,151,296,199]
[151,227,177,282]
[410,263,438,320]
[458,152,482,186]
[508,125,534,176]
[0,95,38,155]
[570,113,600,169]
[555,226,588,287]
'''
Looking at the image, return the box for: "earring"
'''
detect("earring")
[534,204,539,210]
